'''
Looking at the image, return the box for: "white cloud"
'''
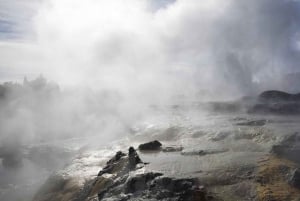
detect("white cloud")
[1,0,300,98]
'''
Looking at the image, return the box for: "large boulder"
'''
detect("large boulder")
[138,140,162,151]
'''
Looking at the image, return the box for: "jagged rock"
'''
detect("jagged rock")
[152,177,208,201]
[138,140,162,151]
[35,148,219,201]
[106,151,126,165]
[124,172,163,193]
[98,151,127,176]
[289,169,300,188]
[128,147,143,169]
[95,149,217,200]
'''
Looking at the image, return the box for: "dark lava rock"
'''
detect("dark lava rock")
[98,151,127,176]
[128,147,143,169]
[107,151,126,165]
[125,172,163,193]
[35,148,219,201]
[289,169,300,188]
[95,149,218,200]
[97,173,211,201]
[138,140,162,151]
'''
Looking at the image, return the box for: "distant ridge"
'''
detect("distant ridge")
[259,90,300,102]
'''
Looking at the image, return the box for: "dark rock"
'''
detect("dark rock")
[98,151,127,176]
[95,149,216,200]
[125,172,163,193]
[138,140,162,151]
[128,147,143,169]
[106,151,126,165]
[289,169,300,188]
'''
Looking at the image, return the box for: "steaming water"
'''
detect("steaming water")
[2,106,300,201]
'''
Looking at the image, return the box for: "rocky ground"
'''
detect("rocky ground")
[31,113,300,201]
[4,90,300,201]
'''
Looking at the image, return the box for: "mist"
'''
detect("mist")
[0,0,300,161]
[1,0,300,96]
[1,0,300,200]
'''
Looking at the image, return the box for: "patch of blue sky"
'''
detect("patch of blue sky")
[0,19,20,39]
[150,0,176,11]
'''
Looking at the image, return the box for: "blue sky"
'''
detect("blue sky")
[0,0,39,40]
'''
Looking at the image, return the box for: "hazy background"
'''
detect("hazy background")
[0,0,300,148]
[1,1,300,200]
[1,0,300,95]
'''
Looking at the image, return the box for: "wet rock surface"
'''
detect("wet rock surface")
[29,103,300,201]
[98,151,127,176]
[94,149,218,201]
[34,147,222,201]
[289,168,300,188]
[271,132,300,163]
[255,131,300,200]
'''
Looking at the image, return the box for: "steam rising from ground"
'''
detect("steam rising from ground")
[0,0,300,153]
[1,0,300,98]
[0,0,300,162]
[1,1,300,200]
